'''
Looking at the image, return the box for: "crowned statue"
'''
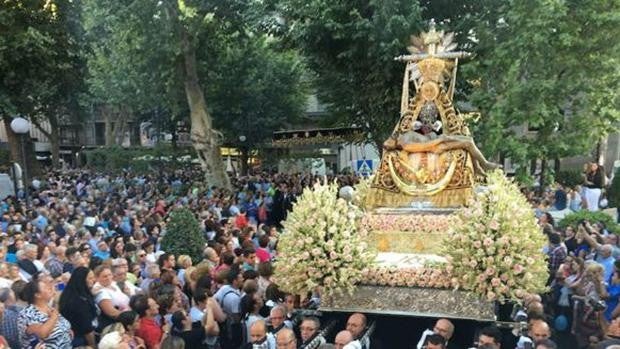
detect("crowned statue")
[366,21,499,208]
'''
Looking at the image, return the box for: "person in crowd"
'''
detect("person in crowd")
[243,319,275,349]
[346,312,383,349]
[606,269,620,322]
[0,287,20,349]
[242,291,265,343]
[214,265,243,349]
[276,327,297,349]
[533,338,557,349]
[170,310,206,348]
[158,253,176,274]
[476,326,501,349]
[268,305,289,337]
[130,294,168,349]
[300,316,325,348]
[583,162,605,212]
[176,255,192,288]
[334,330,355,349]
[58,266,97,347]
[113,257,140,296]
[94,264,130,331]
[17,275,73,348]
[417,318,455,349]
[44,245,66,279]
[423,334,446,349]
[98,330,133,349]
[547,233,566,285]
[64,246,86,273]
[141,263,161,292]
[573,262,607,348]
[18,243,42,281]
[117,310,147,349]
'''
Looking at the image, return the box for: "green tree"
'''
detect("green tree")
[161,208,205,264]
[275,0,424,150]
[81,0,307,183]
[0,0,85,169]
[206,35,308,174]
[463,0,620,179]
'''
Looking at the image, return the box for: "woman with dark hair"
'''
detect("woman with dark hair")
[59,266,97,347]
[17,275,72,348]
[117,310,147,349]
[241,292,264,344]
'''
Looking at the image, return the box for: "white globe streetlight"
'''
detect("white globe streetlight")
[10,117,30,205]
[10,117,30,135]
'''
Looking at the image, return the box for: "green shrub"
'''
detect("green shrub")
[555,170,583,188]
[84,145,195,173]
[558,210,619,234]
[160,208,205,263]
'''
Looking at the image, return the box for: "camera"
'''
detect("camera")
[573,295,607,311]
[588,297,607,311]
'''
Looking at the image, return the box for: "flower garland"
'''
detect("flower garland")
[362,266,453,288]
[362,213,456,234]
[443,171,548,302]
[274,181,377,296]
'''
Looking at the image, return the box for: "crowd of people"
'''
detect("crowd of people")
[0,162,617,349]
[0,169,369,349]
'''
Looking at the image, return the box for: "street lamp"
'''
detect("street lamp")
[10,117,30,206]
[238,135,247,175]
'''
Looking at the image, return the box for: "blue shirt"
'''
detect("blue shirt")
[606,282,620,321]
[34,214,48,232]
[93,250,110,260]
[0,305,20,349]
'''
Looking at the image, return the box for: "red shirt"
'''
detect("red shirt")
[136,317,162,349]
[235,214,248,229]
[256,247,271,263]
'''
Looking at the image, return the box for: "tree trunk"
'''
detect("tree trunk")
[598,137,608,169]
[48,115,60,169]
[240,146,249,176]
[32,116,60,169]
[540,158,547,187]
[3,117,40,181]
[554,158,561,175]
[102,106,114,146]
[180,28,230,189]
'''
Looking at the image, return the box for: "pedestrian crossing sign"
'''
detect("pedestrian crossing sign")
[355,159,374,176]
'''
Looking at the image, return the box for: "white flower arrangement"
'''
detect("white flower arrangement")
[274,181,377,296]
[443,171,549,302]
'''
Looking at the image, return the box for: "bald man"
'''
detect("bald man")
[334,330,355,349]
[345,313,382,349]
[417,318,456,349]
[516,319,551,349]
[276,328,297,349]
[243,319,275,349]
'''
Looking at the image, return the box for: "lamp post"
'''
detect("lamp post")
[10,117,31,206]
[239,135,247,175]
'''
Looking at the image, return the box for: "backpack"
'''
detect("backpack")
[218,290,243,349]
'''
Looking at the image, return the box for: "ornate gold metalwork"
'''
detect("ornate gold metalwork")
[387,153,457,196]
[366,23,488,208]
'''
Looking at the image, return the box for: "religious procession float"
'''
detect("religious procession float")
[274,23,548,323]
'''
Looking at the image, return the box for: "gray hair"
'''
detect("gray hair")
[0,287,13,302]
[145,263,160,278]
[270,305,286,318]
[24,244,38,253]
